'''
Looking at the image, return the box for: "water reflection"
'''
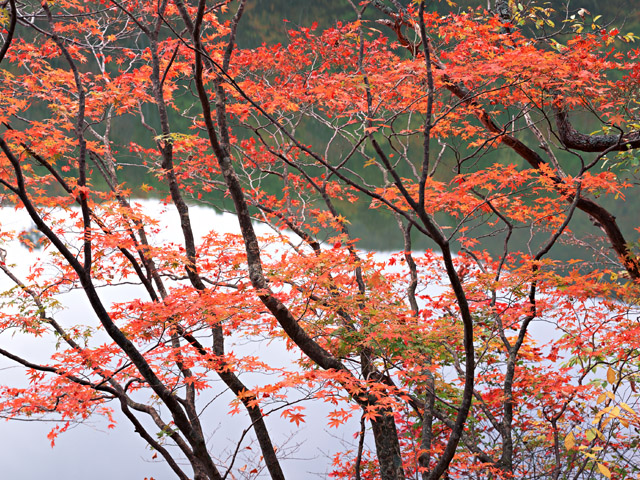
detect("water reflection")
[0,202,364,479]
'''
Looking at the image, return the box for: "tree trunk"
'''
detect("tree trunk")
[371,411,406,480]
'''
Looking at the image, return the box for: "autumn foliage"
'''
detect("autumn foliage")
[1,0,640,479]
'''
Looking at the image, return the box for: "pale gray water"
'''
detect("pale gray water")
[0,202,367,479]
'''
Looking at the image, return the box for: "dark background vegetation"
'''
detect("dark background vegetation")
[83,0,639,258]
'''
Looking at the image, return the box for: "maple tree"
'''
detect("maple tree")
[1,0,640,478]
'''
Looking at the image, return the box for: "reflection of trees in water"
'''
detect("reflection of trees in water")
[238,0,355,48]
[88,0,639,258]
[18,225,45,251]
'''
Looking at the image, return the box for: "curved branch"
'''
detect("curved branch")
[556,106,640,152]
[377,9,640,280]
[443,73,640,280]
[0,0,17,65]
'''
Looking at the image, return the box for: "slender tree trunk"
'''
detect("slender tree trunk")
[370,413,406,480]
[362,352,406,480]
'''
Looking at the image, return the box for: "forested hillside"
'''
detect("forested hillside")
[238,0,639,48]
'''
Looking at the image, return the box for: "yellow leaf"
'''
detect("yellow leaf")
[597,462,611,478]
[620,402,636,415]
[596,393,607,404]
[564,431,576,450]
[607,367,617,384]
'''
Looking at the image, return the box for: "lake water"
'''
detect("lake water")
[0,195,615,478]
[0,202,370,479]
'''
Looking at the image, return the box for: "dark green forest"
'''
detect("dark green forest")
[77,0,640,254]
[238,0,639,48]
